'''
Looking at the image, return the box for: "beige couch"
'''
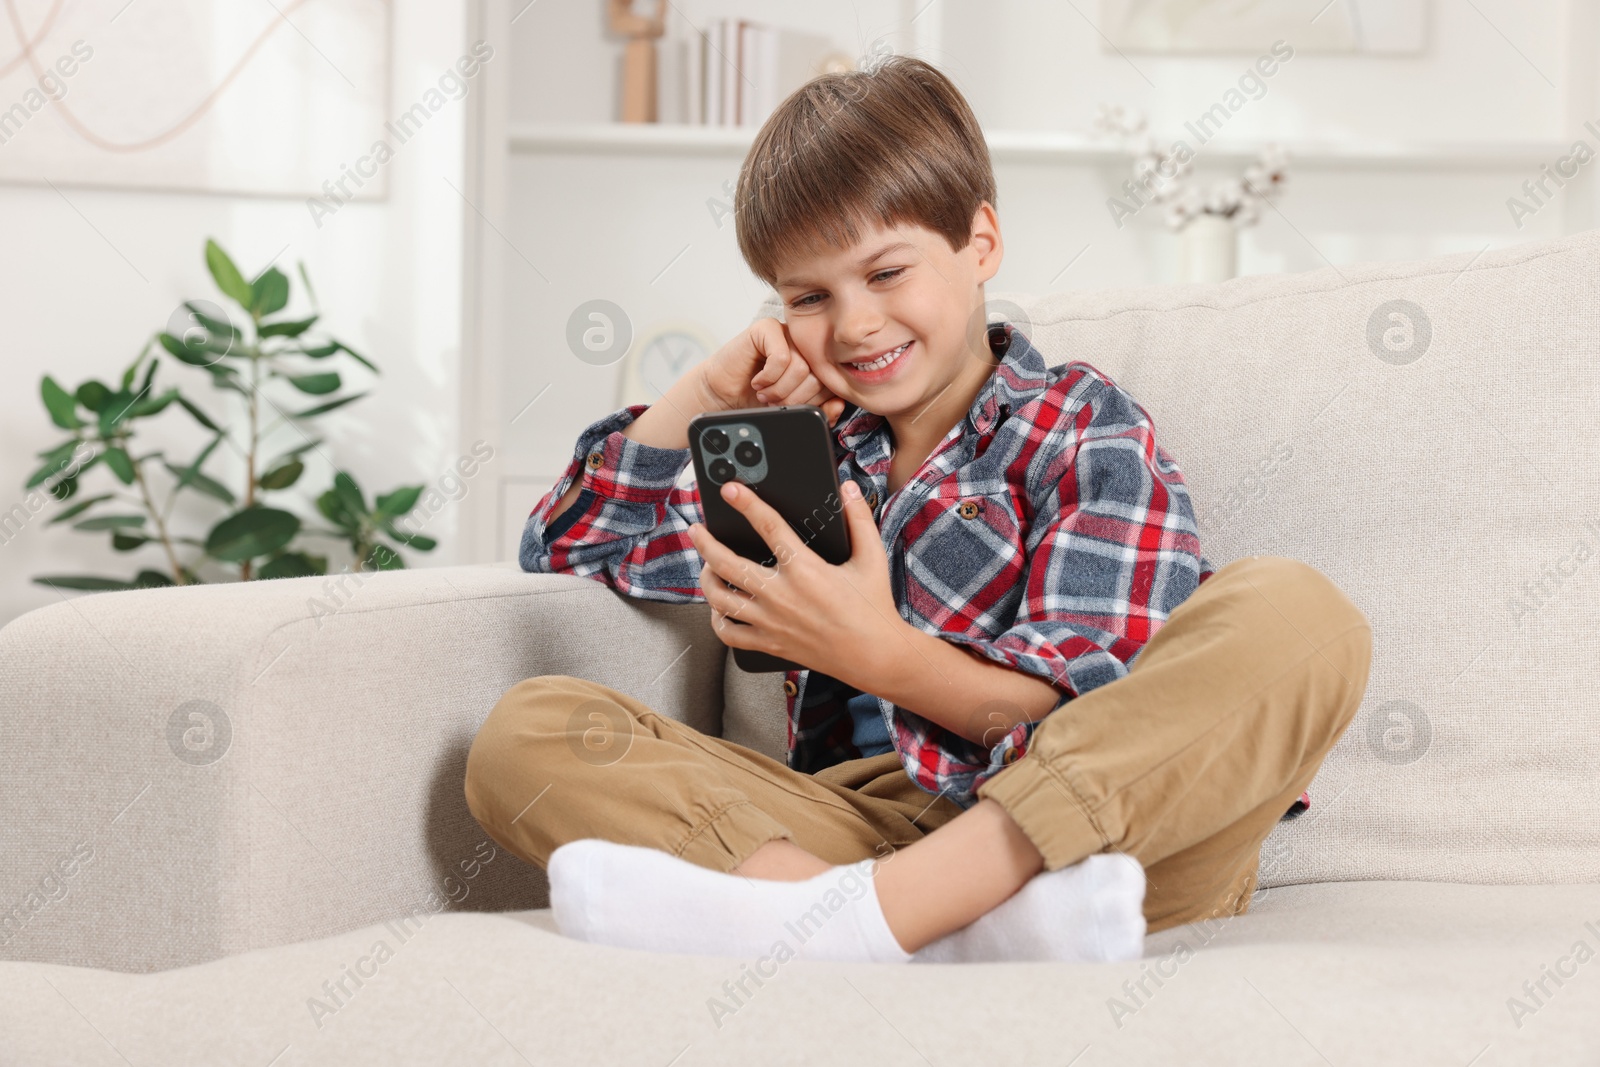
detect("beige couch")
[4,229,1599,1064]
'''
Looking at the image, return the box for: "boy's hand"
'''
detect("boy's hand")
[688,478,902,685]
[698,317,847,426]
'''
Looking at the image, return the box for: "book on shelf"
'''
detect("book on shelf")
[657,18,836,128]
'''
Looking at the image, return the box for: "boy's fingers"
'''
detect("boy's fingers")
[767,352,813,401]
[841,481,881,557]
[751,362,777,390]
[751,345,787,388]
[700,560,757,615]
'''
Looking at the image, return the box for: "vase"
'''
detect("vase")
[1179,214,1238,283]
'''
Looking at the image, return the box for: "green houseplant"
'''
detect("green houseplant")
[26,238,436,591]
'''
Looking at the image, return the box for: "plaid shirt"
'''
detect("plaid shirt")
[523,323,1309,819]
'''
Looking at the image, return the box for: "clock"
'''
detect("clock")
[617,322,718,409]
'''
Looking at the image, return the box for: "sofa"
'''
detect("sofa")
[3,227,1599,1064]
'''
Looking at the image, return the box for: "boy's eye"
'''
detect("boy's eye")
[788,268,905,309]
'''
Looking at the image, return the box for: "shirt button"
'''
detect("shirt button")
[782,679,797,697]
[586,451,604,470]
[957,499,981,520]
[866,490,878,509]
[1002,746,1020,764]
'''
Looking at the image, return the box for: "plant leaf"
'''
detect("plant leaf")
[128,388,179,419]
[333,471,366,518]
[177,395,221,432]
[48,493,114,525]
[98,391,138,437]
[159,329,234,365]
[169,430,227,497]
[295,392,366,419]
[259,315,318,338]
[111,532,150,552]
[297,260,319,311]
[205,239,255,309]
[34,575,135,592]
[34,438,82,465]
[74,514,146,532]
[363,543,407,570]
[386,529,437,551]
[26,441,86,489]
[205,507,300,562]
[315,489,358,531]
[138,355,158,394]
[335,340,377,373]
[258,551,327,580]
[76,380,110,412]
[182,302,242,344]
[133,570,176,588]
[41,376,80,430]
[299,341,339,358]
[259,459,304,490]
[374,486,422,518]
[285,372,340,396]
[251,266,290,317]
[102,447,136,485]
[49,475,79,502]
[162,460,234,505]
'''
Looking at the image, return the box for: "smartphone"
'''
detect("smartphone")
[687,405,851,673]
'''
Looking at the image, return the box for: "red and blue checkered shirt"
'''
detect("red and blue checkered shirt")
[523,323,1308,819]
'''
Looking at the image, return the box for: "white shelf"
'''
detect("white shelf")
[507,121,1568,170]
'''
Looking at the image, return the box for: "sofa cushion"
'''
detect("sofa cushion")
[3,880,1595,1064]
[724,229,1600,889]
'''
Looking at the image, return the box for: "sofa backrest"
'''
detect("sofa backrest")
[725,228,1600,888]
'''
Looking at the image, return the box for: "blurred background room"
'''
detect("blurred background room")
[0,0,1592,627]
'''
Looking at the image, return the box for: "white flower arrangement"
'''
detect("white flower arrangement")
[1093,103,1289,232]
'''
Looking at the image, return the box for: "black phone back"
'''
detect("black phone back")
[687,405,850,673]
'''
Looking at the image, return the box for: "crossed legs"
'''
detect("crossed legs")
[465,555,1372,961]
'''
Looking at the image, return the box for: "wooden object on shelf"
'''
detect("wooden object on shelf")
[607,0,667,123]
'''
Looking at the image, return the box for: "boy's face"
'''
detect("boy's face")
[772,203,1003,424]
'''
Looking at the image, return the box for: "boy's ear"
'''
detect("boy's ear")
[970,201,1004,283]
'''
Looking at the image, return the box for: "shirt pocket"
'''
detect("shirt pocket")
[900,484,1029,635]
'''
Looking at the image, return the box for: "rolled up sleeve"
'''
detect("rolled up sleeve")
[519,404,706,603]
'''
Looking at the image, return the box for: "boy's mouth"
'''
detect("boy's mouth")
[842,340,913,383]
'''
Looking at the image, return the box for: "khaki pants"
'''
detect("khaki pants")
[464,555,1371,935]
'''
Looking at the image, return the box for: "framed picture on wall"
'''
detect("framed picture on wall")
[1099,0,1428,54]
[0,0,390,197]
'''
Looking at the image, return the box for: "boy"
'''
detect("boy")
[465,54,1371,964]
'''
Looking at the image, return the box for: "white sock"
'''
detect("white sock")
[911,852,1148,964]
[548,839,913,963]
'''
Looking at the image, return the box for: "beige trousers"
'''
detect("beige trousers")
[464,555,1372,934]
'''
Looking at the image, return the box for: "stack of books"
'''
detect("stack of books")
[657,20,840,127]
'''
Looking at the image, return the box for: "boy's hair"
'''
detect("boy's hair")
[735,53,996,289]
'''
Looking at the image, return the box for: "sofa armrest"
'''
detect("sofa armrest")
[0,564,726,973]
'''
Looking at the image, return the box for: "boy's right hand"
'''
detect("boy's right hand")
[698,317,847,426]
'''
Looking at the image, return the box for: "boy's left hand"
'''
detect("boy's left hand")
[688,479,902,684]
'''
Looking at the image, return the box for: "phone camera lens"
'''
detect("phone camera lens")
[734,441,762,466]
[701,428,730,454]
[709,458,736,482]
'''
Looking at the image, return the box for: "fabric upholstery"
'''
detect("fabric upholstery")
[0,564,725,972]
[1,880,1595,1064]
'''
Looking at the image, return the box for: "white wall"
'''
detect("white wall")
[0,1,473,628]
